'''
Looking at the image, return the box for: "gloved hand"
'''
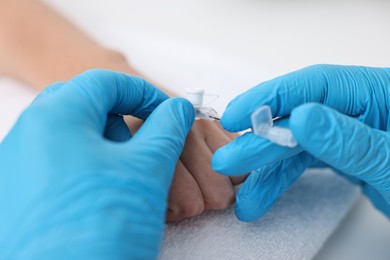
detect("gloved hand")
[0,70,194,258]
[212,64,390,222]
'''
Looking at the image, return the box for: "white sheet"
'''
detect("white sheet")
[161,169,358,260]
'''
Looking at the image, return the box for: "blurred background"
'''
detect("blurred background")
[1,0,390,259]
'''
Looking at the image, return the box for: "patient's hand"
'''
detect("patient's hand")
[0,0,247,222]
[127,117,247,222]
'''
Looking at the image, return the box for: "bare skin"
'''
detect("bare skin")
[0,0,247,222]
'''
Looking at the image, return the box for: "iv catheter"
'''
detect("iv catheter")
[185,88,220,121]
[185,88,296,147]
[251,105,297,148]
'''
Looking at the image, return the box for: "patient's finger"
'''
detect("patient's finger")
[104,114,131,142]
[124,116,143,135]
[167,161,204,222]
[214,120,239,140]
[180,123,235,210]
[204,121,248,185]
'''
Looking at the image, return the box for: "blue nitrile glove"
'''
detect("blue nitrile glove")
[212,64,390,222]
[0,69,195,259]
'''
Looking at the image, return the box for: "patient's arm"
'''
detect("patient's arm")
[0,0,246,221]
[0,0,135,86]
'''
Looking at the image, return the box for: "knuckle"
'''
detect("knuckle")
[178,198,205,218]
[204,188,235,210]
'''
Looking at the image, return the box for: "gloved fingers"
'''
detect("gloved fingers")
[211,117,300,177]
[221,65,387,132]
[362,183,390,218]
[212,132,302,175]
[303,160,363,185]
[104,114,131,142]
[308,158,366,186]
[34,69,168,133]
[235,152,316,222]
[33,81,66,101]
[290,103,390,195]
[127,98,195,189]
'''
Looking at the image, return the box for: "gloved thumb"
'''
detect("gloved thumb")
[290,103,390,199]
[127,98,195,189]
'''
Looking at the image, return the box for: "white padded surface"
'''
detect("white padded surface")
[161,169,358,260]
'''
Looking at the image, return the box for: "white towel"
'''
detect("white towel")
[161,169,358,260]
